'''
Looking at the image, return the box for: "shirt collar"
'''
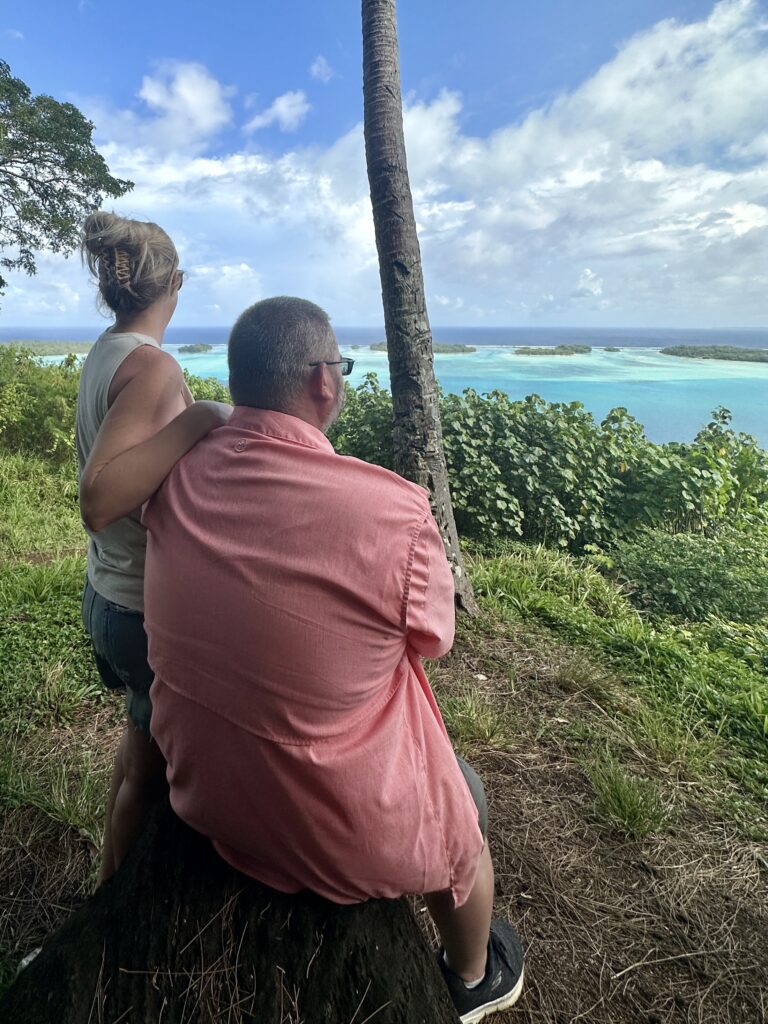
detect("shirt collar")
[228,406,335,453]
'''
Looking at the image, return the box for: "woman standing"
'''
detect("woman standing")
[77,211,229,881]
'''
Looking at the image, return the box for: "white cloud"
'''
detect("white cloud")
[138,62,232,140]
[3,261,81,318]
[84,62,234,155]
[187,262,263,312]
[5,28,24,40]
[433,294,465,309]
[7,0,768,328]
[309,56,335,83]
[244,91,310,133]
[573,269,604,299]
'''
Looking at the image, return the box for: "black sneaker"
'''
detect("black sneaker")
[437,920,524,1023]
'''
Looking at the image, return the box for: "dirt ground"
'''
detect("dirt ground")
[429,627,768,1024]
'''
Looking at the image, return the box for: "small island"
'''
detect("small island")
[369,342,476,354]
[515,344,592,356]
[604,346,621,352]
[178,343,213,354]
[661,344,768,364]
[6,340,93,356]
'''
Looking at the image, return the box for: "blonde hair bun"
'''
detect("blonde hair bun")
[81,211,179,317]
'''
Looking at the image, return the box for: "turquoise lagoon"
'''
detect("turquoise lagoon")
[170,343,768,447]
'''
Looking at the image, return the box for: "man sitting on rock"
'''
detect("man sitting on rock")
[142,296,524,1022]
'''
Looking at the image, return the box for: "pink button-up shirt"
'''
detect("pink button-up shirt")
[143,408,483,905]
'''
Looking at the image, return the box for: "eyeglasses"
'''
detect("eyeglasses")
[176,270,185,291]
[308,358,355,376]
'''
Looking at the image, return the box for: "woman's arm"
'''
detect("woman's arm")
[80,355,231,532]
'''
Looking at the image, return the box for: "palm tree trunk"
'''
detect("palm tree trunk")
[362,0,478,613]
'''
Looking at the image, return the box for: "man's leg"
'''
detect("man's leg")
[424,841,495,981]
[426,756,524,1021]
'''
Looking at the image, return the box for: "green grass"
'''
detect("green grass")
[439,688,514,752]
[468,543,768,837]
[0,453,83,559]
[0,735,106,845]
[584,749,670,838]
[0,552,107,773]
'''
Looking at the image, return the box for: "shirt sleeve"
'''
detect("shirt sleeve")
[405,509,456,659]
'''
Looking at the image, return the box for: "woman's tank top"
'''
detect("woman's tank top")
[75,330,161,612]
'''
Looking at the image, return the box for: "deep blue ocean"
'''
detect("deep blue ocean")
[3,325,766,446]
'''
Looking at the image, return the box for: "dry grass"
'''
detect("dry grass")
[424,617,768,1024]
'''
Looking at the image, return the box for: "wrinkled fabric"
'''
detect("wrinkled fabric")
[143,407,483,905]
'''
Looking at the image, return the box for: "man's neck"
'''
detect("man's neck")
[239,401,329,435]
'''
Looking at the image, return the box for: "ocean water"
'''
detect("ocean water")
[3,325,766,446]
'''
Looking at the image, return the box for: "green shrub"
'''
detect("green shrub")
[0,347,80,463]
[332,380,768,551]
[0,350,233,467]
[328,374,394,469]
[691,618,768,674]
[183,369,231,402]
[611,526,768,621]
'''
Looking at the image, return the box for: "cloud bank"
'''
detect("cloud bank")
[5,0,767,328]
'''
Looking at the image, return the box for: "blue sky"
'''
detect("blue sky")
[2,0,767,328]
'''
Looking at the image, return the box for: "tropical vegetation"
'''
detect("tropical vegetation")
[515,344,591,355]
[178,343,213,353]
[661,344,768,363]
[0,61,132,301]
[370,341,476,353]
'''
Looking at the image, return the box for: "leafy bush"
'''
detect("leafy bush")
[183,369,231,402]
[332,379,768,551]
[690,618,768,674]
[610,526,768,621]
[0,347,80,463]
[328,374,394,469]
[0,349,231,465]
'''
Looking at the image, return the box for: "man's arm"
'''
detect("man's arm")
[405,509,456,659]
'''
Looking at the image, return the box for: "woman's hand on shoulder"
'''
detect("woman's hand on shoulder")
[194,400,234,429]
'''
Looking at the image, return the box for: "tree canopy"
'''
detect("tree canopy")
[0,60,132,300]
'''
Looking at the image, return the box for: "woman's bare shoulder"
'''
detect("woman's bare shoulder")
[108,343,182,407]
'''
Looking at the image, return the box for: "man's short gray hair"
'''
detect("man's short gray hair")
[228,296,336,409]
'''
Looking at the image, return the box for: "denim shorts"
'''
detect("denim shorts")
[81,580,153,735]
[456,755,488,839]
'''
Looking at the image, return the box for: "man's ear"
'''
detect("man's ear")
[308,363,334,402]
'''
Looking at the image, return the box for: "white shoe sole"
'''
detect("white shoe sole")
[459,965,525,1023]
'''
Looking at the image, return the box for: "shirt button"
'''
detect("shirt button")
[234,439,247,452]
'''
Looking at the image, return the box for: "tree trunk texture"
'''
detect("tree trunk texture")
[0,801,459,1024]
[362,0,478,614]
